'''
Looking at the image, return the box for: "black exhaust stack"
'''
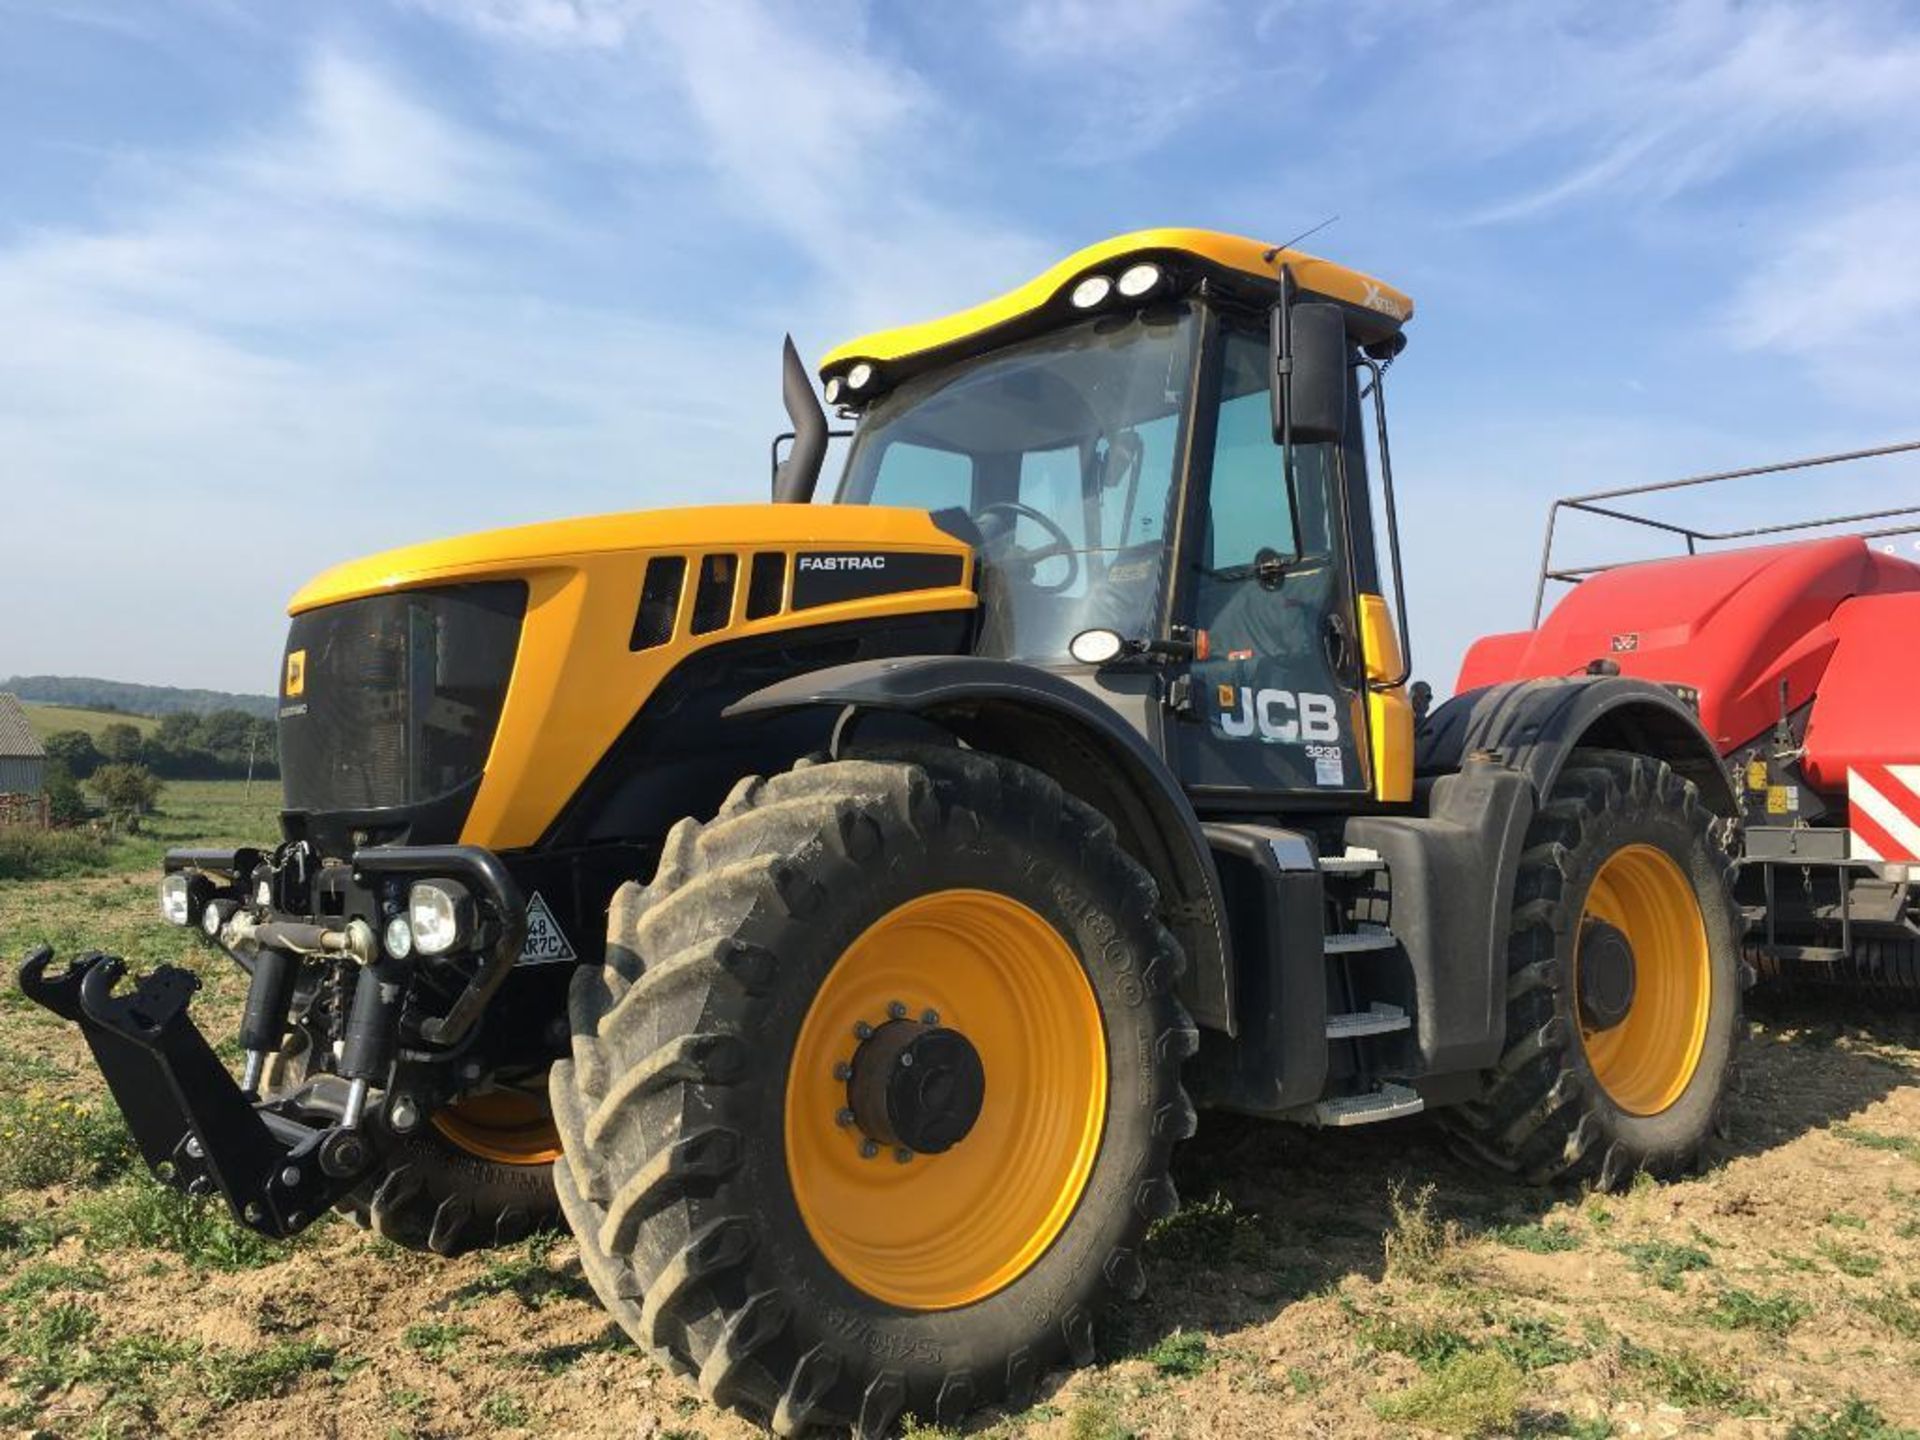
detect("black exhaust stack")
[773,334,827,504]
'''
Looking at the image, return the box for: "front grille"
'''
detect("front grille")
[280,582,525,813]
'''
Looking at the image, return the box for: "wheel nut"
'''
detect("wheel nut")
[859,1139,880,1159]
[894,1147,914,1165]
[835,1108,856,1128]
[280,1166,302,1188]
[921,1008,939,1025]
[888,1000,907,1020]
[853,1021,873,1040]
[833,1062,853,1082]
[243,1202,264,1224]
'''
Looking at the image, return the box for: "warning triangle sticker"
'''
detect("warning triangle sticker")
[516,891,578,965]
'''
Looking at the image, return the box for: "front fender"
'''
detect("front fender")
[726,656,1236,1033]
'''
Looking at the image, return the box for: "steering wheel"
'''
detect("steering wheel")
[975,501,1081,595]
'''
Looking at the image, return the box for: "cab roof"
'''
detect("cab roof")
[818,227,1414,390]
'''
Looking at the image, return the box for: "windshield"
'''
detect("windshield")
[836,307,1198,661]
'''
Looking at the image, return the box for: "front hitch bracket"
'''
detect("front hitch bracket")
[18,945,374,1238]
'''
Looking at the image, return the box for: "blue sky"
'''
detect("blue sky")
[3,0,1918,694]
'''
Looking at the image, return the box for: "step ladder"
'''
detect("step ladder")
[1313,1081,1425,1127]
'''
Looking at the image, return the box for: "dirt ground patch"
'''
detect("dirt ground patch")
[2,786,1917,1438]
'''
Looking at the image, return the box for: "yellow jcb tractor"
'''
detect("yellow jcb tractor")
[22,229,1746,1435]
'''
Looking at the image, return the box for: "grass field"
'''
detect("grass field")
[16,702,160,742]
[0,781,1916,1438]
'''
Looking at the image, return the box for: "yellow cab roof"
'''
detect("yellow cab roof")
[818,227,1414,380]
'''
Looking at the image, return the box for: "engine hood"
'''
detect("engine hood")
[290,503,969,613]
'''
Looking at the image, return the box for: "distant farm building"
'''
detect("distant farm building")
[0,692,47,797]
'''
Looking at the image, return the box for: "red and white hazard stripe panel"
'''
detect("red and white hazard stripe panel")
[1847,764,1920,865]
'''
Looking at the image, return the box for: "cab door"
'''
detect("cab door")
[1174,328,1370,801]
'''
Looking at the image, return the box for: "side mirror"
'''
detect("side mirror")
[1270,301,1349,446]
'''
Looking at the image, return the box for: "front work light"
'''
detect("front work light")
[408,879,475,957]
[846,362,875,392]
[1068,628,1128,665]
[1116,262,1163,298]
[1070,275,1113,309]
[159,873,195,926]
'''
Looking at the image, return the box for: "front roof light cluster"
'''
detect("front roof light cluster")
[1069,260,1166,311]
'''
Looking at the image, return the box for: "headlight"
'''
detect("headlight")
[823,375,843,404]
[408,880,474,957]
[159,873,194,926]
[1116,262,1163,298]
[383,914,415,960]
[846,362,874,392]
[1070,274,1113,308]
[201,899,237,939]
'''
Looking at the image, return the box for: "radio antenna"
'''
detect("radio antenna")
[1264,214,1339,264]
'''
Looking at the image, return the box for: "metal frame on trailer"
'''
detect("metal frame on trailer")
[1532,439,1920,624]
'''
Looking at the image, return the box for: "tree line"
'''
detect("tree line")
[44,710,279,783]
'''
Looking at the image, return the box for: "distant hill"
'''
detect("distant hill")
[2,675,276,721]
[21,703,160,742]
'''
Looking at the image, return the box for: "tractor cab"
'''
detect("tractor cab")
[808,229,1419,805]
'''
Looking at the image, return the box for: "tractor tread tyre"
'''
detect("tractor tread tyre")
[1442,748,1744,1189]
[552,747,1195,1434]
[343,1129,558,1257]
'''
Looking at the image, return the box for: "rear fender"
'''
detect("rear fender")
[1418,676,1738,818]
[726,657,1236,1033]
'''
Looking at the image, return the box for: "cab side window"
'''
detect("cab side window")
[1206,386,1296,568]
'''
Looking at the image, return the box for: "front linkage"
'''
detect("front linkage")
[17,843,525,1240]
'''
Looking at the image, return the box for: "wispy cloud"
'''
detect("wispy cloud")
[0,43,749,688]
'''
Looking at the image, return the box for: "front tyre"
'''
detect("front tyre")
[552,749,1197,1435]
[1446,749,1744,1188]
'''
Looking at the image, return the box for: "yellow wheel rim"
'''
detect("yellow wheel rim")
[784,889,1107,1310]
[430,1089,563,1166]
[1576,844,1711,1116]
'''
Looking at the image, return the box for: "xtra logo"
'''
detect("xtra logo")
[1217,686,1342,743]
[1361,282,1409,321]
[799,554,887,572]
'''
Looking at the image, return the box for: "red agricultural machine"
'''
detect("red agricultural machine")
[1460,441,1920,996]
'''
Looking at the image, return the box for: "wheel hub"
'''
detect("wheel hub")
[1578,917,1638,1032]
[847,1018,986,1156]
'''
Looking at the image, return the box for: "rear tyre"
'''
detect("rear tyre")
[1445,749,1744,1188]
[552,748,1196,1435]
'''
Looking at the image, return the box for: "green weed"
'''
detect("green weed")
[1618,1338,1752,1413]
[0,1091,132,1190]
[478,1388,532,1428]
[402,1319,472,1363]
[1703,1287,1811,1336]
[1833,1127,1920,1162]
[1356,1309,1478,1370]
[1817,1238,1883,1278]
[1144,1190,1268,1265]
[1493,1314,1582,1371]
[1372,1350,1523,1437]
[1384,1180,1470,1284]
[1143,1328,1211,1376]
[200,1338,336,1404]
[1620,1239,1713,1290]
[1788,1398,1920,1440]
[76,1176,276,1270]
[1488,1220,1582,1254]
[1855,1287,1920,1341]
[1065,1393,1134,1440]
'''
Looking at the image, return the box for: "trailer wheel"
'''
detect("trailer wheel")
[1446,749,1743,1188]
[552,748,1196,1435]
